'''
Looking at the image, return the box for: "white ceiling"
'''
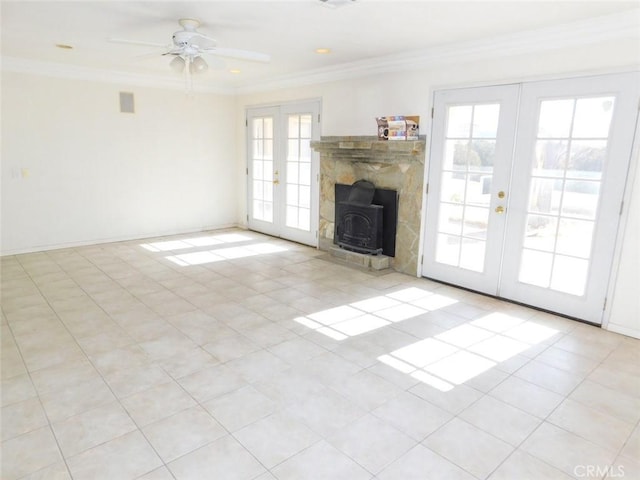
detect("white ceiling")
[2,1,638,92]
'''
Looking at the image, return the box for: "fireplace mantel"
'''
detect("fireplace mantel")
[311,136,426,164]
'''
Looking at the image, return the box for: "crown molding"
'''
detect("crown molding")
[234,10,640,94]
[2,10,637,96]
[0,56,236,95]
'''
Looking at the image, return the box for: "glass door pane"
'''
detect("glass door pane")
[435,104,499,272]
[250,116,274,223]
[285,113,312,232]
[518,96,614,296]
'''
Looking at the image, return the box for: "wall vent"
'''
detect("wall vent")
[119,92,135,114]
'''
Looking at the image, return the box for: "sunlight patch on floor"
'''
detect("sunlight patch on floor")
[294,287,456,340]
[165,242,288,266]
[379,313,559,392]
[140,233,253,252]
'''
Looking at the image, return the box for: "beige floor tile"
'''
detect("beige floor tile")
[138,330,198,361]
[51,402,137,457]
[76,328,135,356]
[135,466,175,480]
[459,395,542,446]
[489,375,564,418]
[284,388,367,437]
[168,434,267,480]
[587,363,640,399]
[1,372,37,407]
[1,397,49,441]
[548,398,636,451]
[203,385,277,432]
[271,440,372,480]
[90,344,151,375]
[0,427,63,480]
[377,444,476,480]
[423,418,514,479]
[226,348,291,382]
[157,347,220,378]
[19,461,72,480]
[620,424,640,460]
[372,391,452,441]
[103,364,173,398]
[177,364,247,403]
[613,453,640,480]
[202,333,261,362]
[327,413,416,474]
[254,367,328,407]
[409,381,483,415]
[29,359,100,395]
[234,412,321,468]
[520,422,618,478]
[120,381,196,426]
[142,406,227,462]
[330,369,402,411]
[488,449,574,480]
[569,379,640,425]
[39,376,115,422]
[268,336,328,364]
[66,430,162,480]
[294,351,363,386]
[535,346,601,376]
[514,359,585,396]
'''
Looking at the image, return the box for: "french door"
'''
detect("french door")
[247,101,320,246]
[422,73,639,324]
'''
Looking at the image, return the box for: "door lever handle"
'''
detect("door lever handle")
[495,205,505,214]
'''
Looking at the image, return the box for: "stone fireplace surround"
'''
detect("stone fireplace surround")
[311,136,426,275]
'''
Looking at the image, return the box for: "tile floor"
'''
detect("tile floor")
[1,228,639,480]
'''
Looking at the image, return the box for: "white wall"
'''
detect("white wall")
[606,148,640,337]
[235,36,640,337]
[1,72,238,254]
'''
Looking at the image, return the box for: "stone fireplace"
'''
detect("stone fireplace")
[311,136,426,274]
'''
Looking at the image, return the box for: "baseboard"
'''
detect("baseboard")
[0,223,240,256]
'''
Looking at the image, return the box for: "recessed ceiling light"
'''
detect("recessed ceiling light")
[55,43,73,50]
[230,69,241,74]
[315,48,331,54]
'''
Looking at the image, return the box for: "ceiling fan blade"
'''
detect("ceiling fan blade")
[189,33,217,49]
[203,47,270,63]
[108,38,169,48]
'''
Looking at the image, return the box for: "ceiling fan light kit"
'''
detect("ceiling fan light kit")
[109,17,270,92]
[169,55,209,74]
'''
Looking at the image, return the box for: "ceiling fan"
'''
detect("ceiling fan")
[110,18,270,90]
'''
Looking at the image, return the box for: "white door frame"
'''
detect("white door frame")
[499,73,640,323]
[421,72,640,324]
[422,84,520,294]
[246,99,321,247]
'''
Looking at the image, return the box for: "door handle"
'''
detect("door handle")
[495,205,505,214]
[273,179,280,185]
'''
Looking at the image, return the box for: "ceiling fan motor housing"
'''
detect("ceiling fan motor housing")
[173,31,197,48]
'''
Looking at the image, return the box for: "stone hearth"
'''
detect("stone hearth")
[311,136,426,275]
